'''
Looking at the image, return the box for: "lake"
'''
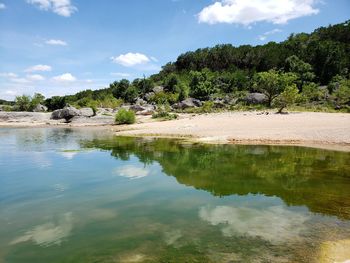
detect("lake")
[0,128,349,263]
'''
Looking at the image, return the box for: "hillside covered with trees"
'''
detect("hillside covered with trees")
[8,20,350,113]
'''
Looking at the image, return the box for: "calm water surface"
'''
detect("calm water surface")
[0,128,350,263]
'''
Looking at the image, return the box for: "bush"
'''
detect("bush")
[273,84,301,113]
[148,92,179,105]
[152,110,178,120]
[115,109,136,124]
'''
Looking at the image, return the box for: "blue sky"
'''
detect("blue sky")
[0,0,349,100]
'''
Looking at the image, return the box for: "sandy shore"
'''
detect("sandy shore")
[1,111,350,151]
[114,111,350,151]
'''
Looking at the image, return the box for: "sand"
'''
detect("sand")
[114,111,350,151]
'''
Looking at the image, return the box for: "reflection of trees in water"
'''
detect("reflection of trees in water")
[81,136,350,219]
[13,128,112,151]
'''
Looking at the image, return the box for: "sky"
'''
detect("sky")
[0,0,349,101]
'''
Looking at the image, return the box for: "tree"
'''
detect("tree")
[30,93,45,109]
[332,77,350,106]
[189,70,216,100]
[274,84,300,113]
[15,95,31,111]
[177,83,189,101]
[123,86,139,103]
[285,55,315,90]
[255,70,297,107]
[112,79,129,99]
[164,74,179,93]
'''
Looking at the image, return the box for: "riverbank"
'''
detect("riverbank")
[114,111,350,152]
[1,111,350,151]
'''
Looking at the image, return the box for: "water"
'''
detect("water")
[0,128,350,263]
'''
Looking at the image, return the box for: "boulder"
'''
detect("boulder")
[129,104,146,112]
[172,98,202,109]
[213,99,226,108]
[144,92,155,101]
[96,108,114,115]
[33,104,48,112]
[51,105,81,121]
[135,98,147,105]
[80,107,94,117]
[153,86,164,93]
[243,93,268,104]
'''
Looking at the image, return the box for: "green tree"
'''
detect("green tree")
[274,84,301,113]
[285,55,315,90]
[15,95,31,111]
[164,74,179,93]
[332,78,350,106]
[111,79,130,99]
[30,93,45,109]
[255,70,297,107]
[123,86,139,103]
[190,70,216,100]
[177,83,189,101]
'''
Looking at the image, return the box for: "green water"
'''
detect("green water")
[0,128,350,263]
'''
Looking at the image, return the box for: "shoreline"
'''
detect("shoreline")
[1,111,350,152]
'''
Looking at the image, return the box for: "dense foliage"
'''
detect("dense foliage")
[115,108,136,124]
[3,20,350,113]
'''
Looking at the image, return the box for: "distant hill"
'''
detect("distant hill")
[27,20,350,111]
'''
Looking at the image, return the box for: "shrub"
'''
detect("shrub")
[149,92,179,105]
[152,110,178,120]
[273,84,301,113]
[115,109,136,124]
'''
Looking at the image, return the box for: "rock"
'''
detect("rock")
[144,92,155,101]
[96,108,114,115]
[130,104,146,112]
[153,86,164,93]
[213,99,226,108]
[172,98,202,109]
[135,98,147,105]
[33,104,48,112]
[51,105,81,121]
[243,93,268,104]
[130,104,156,114]
[80,107,94,117]
[0,112,51,122]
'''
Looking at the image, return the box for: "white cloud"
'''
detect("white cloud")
[258,28,282,41]
[198,0,319,25]
[26,0,77,17]
[0,3,6,9]
[45,39,67,46]
[25,64,52,72]
[111,52,151,67]
[0,72,18,78]
[10,213,73,247]
[11,78,31,84]
[114,165,150,180]
[110,72,131,78]
[26,74,45,81]
[52,73,76,82]
[150,56,159,62]
[199,205,309,243]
